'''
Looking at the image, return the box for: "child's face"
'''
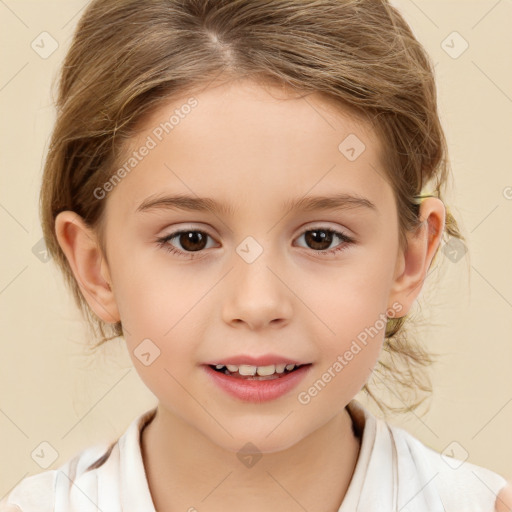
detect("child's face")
[96,78,409,451]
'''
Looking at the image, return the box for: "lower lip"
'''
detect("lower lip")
[202,364,312,403]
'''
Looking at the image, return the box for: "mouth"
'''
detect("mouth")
[203,362,313,403]
[207,363,312,381]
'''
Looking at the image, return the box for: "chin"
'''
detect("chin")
[204,424,308,456]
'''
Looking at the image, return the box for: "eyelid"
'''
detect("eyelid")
[158,223,217,238]
[294,221,355,239]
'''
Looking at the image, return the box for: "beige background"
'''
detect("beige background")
[1,0,511,500]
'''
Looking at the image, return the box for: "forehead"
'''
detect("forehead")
[106,78,392,219]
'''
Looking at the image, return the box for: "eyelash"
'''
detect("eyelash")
[155,227,355,259]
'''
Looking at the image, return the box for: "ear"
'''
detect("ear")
[55,211,120,324]
[387,197,446,317]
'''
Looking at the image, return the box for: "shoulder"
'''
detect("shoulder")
[0,408,157,512]
[0,470,56,512]
[496,481,512,512]
[0,441,114,512]
[388,422,509,511]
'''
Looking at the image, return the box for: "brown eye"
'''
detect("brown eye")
[304,229,335,250]
[175,231,208,251]
[295,227,354,255]
[156,229,215,257]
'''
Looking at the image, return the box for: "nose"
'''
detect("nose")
[221,254,293,331]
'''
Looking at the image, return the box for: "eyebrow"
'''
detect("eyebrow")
[136,192,378,216]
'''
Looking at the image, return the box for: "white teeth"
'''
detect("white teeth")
[214,363,300,375]
[238,365,257,376]
[256,365,276,376]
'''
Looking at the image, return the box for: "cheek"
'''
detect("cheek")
[299,252,393,383]
[113,248,208,334]
[301,251,395,333]
[110,259,207,387]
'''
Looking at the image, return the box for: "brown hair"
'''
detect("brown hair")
[40,0,465,417]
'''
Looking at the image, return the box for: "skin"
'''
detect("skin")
[55,77,448,512]
[497,485,512,512]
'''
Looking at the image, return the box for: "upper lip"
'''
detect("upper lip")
[204,354,311,367]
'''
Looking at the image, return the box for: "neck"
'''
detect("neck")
[141,403,362,512]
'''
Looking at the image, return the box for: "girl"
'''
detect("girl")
[2,0,510,511]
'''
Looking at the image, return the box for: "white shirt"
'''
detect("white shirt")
[1,399,507,511]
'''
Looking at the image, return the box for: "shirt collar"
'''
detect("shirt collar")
[119,405,158,511]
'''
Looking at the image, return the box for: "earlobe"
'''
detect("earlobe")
[54,211,120,324]
[387,197,446,316]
